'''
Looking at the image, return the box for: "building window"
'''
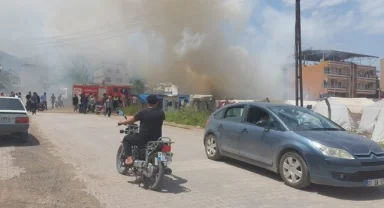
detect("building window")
[324,67,330,74]
[107,68,112,72]
[105,77,111,82]
[116,77,123,83]
[323,80,328,88]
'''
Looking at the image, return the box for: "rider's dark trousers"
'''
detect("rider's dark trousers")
[122,133,146,157]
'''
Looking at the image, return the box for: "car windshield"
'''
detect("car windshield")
[0,98,25,111]
[268,106,344,131]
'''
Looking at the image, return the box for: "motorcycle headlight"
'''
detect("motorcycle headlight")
[311,141,354,159]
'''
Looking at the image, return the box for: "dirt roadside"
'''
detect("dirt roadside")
[0,121,102,208]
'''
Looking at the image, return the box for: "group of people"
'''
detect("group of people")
[0,92,22,98]
[72,93,96,114]
[72,93,126,117]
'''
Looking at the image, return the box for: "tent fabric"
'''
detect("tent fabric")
[314,98,354,131]
[359,99,384,142]
[327,97,374,114]
[284,100,319,108]
[371,107,384,143]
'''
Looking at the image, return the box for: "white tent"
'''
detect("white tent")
[284,100,319,108]
[358,99,384,143]
[327,97,374,114]
[314,98,354,131]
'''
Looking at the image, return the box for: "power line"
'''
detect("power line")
[0,0,247,45]
[5,0,250,60]
[39,0,250,48]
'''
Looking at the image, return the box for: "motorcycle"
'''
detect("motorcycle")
[87,102,96,113]
[37,102,47,111]
[94,104,104,115]
[116,110,173,191]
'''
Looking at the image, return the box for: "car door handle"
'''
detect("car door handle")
[241,128,248,133]
[218,124,223,128]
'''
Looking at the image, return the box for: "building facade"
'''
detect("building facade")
[381,58,384,92]
[93,63,130,85]
[303,61,377,99]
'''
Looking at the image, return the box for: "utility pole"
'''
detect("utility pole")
[295,0,303,107]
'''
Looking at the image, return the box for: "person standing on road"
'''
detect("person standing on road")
[72,94,79,112]
[41,92,47,110]
[104,96,113,117]
[118,94,165,166]
[30,92,38,114]
[26,92,32,111]
[80,94,86,113]
[36,93,41,108]
[58,94,63,108]
[50,94,56,109]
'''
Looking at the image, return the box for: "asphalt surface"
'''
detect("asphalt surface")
[1,112,384,208]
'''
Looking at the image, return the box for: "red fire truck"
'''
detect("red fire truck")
[72,84,136,101]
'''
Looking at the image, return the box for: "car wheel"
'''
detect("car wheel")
[204,134,222,160]
[279,152,311,189]
[19,132,29,143]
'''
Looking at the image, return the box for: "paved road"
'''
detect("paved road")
[1,112,384,208]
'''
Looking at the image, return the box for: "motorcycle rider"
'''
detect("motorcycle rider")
[118,94,165,166]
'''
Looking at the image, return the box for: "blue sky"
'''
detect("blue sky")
[243,0,383,70]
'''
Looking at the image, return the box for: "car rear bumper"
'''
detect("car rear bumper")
[307,155,384,187]
[0,124,29,136]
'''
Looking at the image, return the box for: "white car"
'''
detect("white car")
[0,96,30,142]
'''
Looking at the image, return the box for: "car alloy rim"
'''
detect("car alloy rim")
[282,157,302,184]
[206,136,217,156]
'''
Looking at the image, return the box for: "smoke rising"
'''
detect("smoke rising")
[0,0,291,100]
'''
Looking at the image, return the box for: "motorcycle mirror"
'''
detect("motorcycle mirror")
[117,110,124,116]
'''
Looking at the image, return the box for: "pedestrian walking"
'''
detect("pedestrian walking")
[26,92,32,111]
[72,94,79,112]
[104,96,113,117]
[50,94,56,109]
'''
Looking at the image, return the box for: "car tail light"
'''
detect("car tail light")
[162,144,171,152]
[16,117,29,124]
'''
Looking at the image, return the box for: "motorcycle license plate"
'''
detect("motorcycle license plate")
[158,152,172,162]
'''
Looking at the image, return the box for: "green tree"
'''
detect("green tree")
[0,70,20,92]
[131,79,146,94]
[66,57,92,84]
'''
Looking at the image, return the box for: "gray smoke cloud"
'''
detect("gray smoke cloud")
[0,0,291,100]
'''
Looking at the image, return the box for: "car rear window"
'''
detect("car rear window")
[0,98,25,111]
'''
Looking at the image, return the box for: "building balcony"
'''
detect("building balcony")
[327,73,350,79]
[325,85,348,92]
[357,75,376,80]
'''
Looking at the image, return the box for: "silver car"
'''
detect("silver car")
[0,97,30,142]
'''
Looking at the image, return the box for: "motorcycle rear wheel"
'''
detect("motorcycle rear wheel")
[143,160,165,191]
[116,144,128,175]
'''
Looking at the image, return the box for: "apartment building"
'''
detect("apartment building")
[93,63,130,85]
[302,50,378,99]
[381,58,384,92]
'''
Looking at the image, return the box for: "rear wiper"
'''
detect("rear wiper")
[310,128,342,131]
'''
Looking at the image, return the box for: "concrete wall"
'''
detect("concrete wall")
[381,58,384,91]
[302,61,328,100]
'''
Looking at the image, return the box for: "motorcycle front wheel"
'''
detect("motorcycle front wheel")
[143,159,165,191]
[116,144,128,175]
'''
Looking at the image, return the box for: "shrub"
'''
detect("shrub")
[122,106,211,127]
[122,105,141,115]
[165,107,210,127]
